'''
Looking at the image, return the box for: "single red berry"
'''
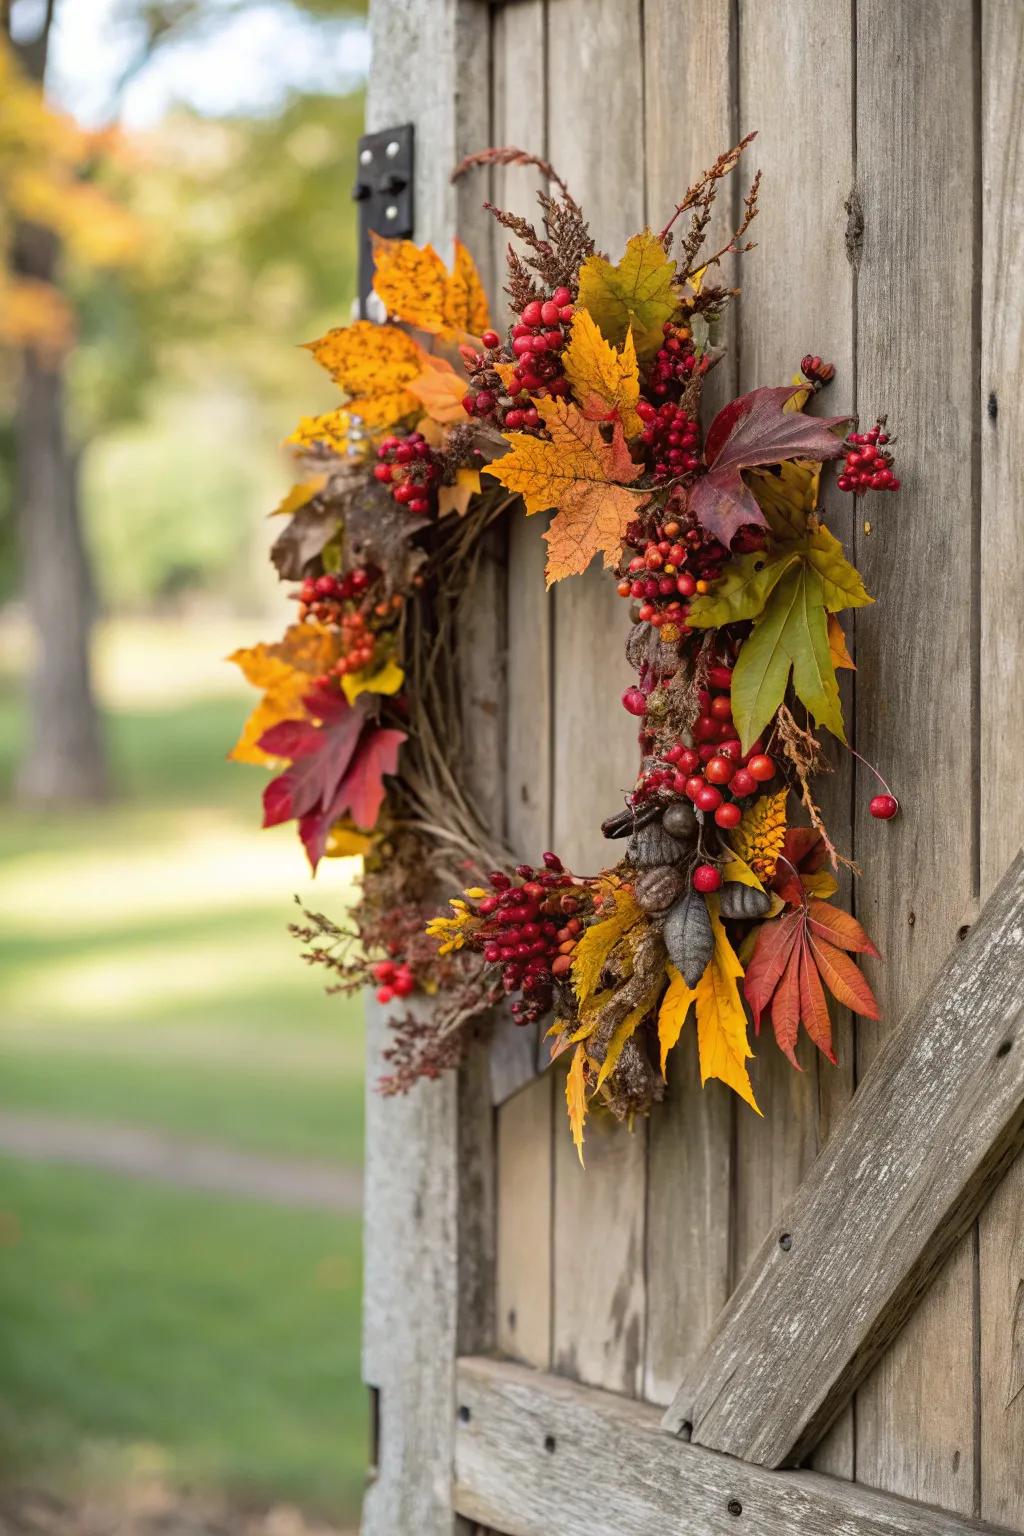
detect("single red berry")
[521,299,543,326]
[693,864,722,893]
[695,784,723,813]
[719,739,743,761]
[707,664,733,689]
[371,961,395,983]
[481,329,500,348]
[870,793,899,819]
[747,754,776,783]
[729,768,758,798]
[714,802,742,830]
[376,985,395,1004]
[392,974,415,998]
[678,748,700,774]
[551,286,572,308]
[709,695,733,722]
[684,774,705,801]
[704,755,733,786]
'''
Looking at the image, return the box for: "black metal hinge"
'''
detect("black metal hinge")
[353,124,414,316]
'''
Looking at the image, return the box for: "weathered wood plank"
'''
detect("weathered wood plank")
[489,0,555,1373]
[852,0,980,1512]
[546,0,648,1399]
[731,2,857,1479]
[496,1072,554,1367]
[454,1357,1011,1536]
[639,0,735,1411]
[663,849,1024,1470]
[977,0,1024,1526]
[362,5,495,1532]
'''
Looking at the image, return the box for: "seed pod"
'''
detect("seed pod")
[662,889,714,987]
[717,881,773,921]
[627,818,685,868]
[626,621,658,673]
[602,802,659,840]
[634,863,686,913]
[661,800,698,843]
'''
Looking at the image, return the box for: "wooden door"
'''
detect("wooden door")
[361,3,1024,1533]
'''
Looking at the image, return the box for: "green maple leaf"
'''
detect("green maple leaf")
[687,524,872,631]
[577,231,677,359]
[730,563,845,750]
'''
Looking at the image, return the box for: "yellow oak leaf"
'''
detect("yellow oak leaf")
[228,623,340,765]
[562,310,642,437]
[485,397,645,585]
[566,1043,588,1166]
[657,963,697,1076]
[729,789,789,883]
[303,319,424,429]
[828,611,855,670]
[695,899,761,1115]
[408,355,471,424]
[438,467,481,518]
[570,882,643,1007]
[371,234,490,338]
[270,477,327,518]
[577,230,677,359]
[341,656,404,706]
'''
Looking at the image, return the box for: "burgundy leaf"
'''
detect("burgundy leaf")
[690,386,852,547]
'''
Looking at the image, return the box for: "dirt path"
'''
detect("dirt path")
[0,1110,362,1214]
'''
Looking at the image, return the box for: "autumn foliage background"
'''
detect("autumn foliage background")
[0,3,370,1528]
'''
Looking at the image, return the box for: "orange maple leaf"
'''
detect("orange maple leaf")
[407,355,470,424]
[485,397,645,585]
[229,623,341,765]
[371,234,490,339]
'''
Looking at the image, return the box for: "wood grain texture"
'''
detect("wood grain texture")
[663,850,1024,1471]
[454,1357,1010,1536]
[490,0,556,1374]
[496,1073,554,1367]
[977,1,1024,1526]
[852,1,980,1513]
[546,0,648,1398]
[731,2,857,1479]
[362,6,494,1532]
[639,0,735,1411]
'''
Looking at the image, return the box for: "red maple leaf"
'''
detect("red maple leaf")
[259,688,406,870]
[744,827,880,1066]
[690,385,852,547]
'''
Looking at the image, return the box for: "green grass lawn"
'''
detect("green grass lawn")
[0,620,368,1520]
[0,1159,366,1516]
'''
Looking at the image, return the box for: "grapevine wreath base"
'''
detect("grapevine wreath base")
[232,135,902,1156]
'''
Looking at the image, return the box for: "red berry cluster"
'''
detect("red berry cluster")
[472,853,578,1026]
[647,320,706,400]
[636,400,702,481]
[838,421,900,495]
[616,514,733,631]
[372,957,417,1005]
[374,432,440,515]
[296,566,373,623]
[631,664,777,829]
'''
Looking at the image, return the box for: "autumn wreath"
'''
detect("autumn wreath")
[232,136,902,1155]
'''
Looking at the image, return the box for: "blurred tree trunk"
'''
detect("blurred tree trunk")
[9,0,109,803]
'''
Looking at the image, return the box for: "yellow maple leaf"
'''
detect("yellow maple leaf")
[566,1043,589,1166]
[371,234,490,339]
[729,789,788,882]
[341,656,404,706]
[408,355,471,424]
[571,882,643,1007]
[562,310,642,437]
[577,230,677,359]
[485,397,645,585]
[695,899,761,1115]
[302,319,424,429]
[828,612,855,670]
[228,624,340,765]
[437,467,481,518]
[657,963,697,1076]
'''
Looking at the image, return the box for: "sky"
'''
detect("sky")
[17,0,369,127]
